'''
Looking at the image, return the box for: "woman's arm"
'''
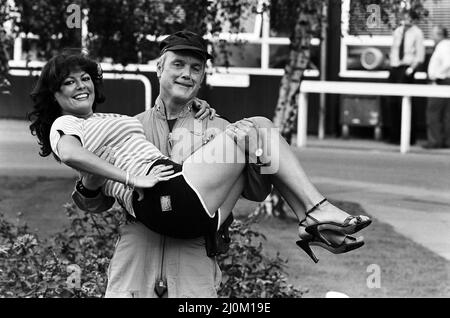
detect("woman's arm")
[58,134,129,184]
[71,147,116,213]
[57,134,174,188]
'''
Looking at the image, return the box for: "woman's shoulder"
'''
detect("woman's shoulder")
[52,114,83,127]
[94,113,143,129]
[94,112,136,121]
[49,115,85,139]
[93,112,126,118]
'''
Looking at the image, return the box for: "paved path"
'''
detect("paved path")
[0,119,76,177]
[296,139,450,261]
[312,177,450,260]
[1,119,450,260]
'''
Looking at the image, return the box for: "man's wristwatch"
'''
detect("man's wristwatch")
[75,179,101,198]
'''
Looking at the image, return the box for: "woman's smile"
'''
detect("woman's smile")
[72,92,90,101]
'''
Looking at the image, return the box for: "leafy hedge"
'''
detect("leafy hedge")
[0,204,304,298]
[217,216,304,298]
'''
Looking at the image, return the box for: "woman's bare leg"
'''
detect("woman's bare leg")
[217,175,245,227]
[242,117,369,228]
[270,177,306,219]
[183,131,246,218]
[183,116,368,227]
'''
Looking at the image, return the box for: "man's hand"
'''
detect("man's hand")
[80,146,116,190]
[226,118,256,143]
[193,97,217,120]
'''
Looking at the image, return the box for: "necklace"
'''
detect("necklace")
[160,99,192,152]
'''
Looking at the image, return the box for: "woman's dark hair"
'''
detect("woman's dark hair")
[28,49,105,159]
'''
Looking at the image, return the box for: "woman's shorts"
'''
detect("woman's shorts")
[132,158,218,239]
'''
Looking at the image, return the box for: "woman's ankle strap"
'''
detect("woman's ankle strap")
[306,198,328,216]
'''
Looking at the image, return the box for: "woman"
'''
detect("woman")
[29,52,371,263]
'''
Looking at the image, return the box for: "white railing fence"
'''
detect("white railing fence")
[297,81,450,153]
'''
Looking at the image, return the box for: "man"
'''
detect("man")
[423,25,450,149]
[387,10,425,144]
[72,31,271,298]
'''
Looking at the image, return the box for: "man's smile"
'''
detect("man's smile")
[174,81,194,88]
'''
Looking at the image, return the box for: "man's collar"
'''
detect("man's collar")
[154,97,194,119]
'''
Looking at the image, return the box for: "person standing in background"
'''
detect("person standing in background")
[387,10,425,145]
[423,25,450,149]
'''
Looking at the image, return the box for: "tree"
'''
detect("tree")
[0,0,16,92]
[12,0,84,58]
[7,0,249,64]
[86,0,254,64]
[87,0,211,64]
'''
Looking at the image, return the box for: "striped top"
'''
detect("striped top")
[50,113,167,216]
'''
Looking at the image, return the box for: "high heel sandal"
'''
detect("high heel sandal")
[296,198,368,263]
[304,198,372,236]
[296,228,364,263]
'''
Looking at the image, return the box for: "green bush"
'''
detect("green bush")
[0,203,122,297]
[217,216,304,298]
[0,204,303,298]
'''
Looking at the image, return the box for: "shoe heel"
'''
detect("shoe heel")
[296,240,319,263]
[305,225,333,246]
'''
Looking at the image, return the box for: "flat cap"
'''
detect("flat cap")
[159,30,212,60]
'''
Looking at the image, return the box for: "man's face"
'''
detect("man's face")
[432,26,444,43]
[157,50,205,103]
[401,13,412,26]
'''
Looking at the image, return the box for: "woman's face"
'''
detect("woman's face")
[54,70,95,118]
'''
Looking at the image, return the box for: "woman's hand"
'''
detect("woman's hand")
[132,164,175,189]
[193,97,217,120]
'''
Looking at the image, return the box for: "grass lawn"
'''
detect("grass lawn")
[0,176,76,237]
[1,176,449,298]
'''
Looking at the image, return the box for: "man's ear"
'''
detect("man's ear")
[156,63,162,79]
[156,57,165,79]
